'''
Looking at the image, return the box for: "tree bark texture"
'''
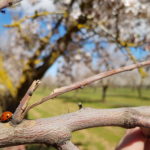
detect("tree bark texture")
[1,106,150,148]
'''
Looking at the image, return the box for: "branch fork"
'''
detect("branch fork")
[11,60,150,125]
[5,60,149,149]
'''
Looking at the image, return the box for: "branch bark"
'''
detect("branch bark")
[12,80,40,124]
[1,106,150,148]
[3,60,149,148]
[25,60,150,113]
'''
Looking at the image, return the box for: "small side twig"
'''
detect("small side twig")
[78,102,83,110]
[24,60,150,115]
[11,80,40,124]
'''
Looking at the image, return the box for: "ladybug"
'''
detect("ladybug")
[0,111,13,122]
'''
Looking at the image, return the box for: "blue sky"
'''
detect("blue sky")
[45,58,60,77]
[0,10,12,32]
[130,47,149,60]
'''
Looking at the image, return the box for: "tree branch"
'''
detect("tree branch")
[11,80,40,124]
[3,60,149,147]
[25,60,150,113]
[1,106,150,148]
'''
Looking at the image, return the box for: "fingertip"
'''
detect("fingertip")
[116,127,145,150]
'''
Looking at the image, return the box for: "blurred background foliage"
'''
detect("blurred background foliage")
[0,0,150,149]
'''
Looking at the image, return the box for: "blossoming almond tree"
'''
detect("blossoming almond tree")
[0,0,150,150]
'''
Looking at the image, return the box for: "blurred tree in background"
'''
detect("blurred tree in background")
[0,0,150,112]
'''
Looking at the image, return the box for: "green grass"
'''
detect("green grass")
[28,87,150,150]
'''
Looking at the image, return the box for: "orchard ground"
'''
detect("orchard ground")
[27,87,150,150]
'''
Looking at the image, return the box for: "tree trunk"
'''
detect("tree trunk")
[137,85,142,99]
[0,92,17,113]
[137,79,143,99]
[101,85,108,102]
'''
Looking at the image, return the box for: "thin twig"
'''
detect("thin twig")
[25,60,150,115]
[11,80,40,124]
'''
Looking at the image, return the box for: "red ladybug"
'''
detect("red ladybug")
[0,111,13,122]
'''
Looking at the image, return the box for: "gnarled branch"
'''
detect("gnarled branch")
[1,106,150,148]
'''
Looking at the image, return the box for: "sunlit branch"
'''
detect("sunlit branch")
[25,60,150,115]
